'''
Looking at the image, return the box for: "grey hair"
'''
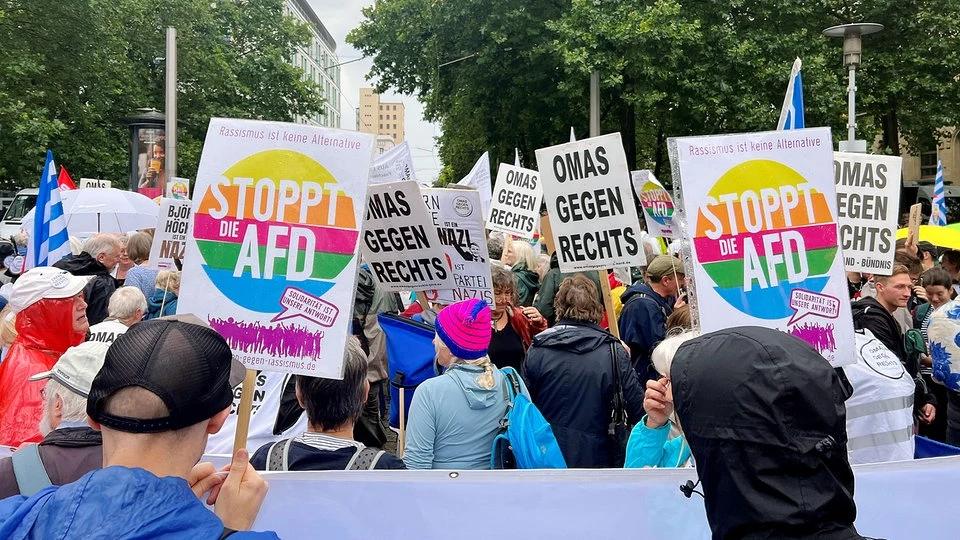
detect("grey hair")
[651,330,700,379]
[109,287,147,321]
[486,233,504,260]
[295,337,368,431]
[82,234,121,259]
[45,380,88,423]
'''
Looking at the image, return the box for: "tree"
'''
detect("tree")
[0,0,324,189]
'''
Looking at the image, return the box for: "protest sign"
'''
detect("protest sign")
[166,177,190,199]
[908,203,922,246]
[421,187,493,306]
[631,170,677,238]
[360,181,454,292]
[487,164,542,239]
[79,178,111,189]
[457,152,492,218]
[148,198,191,270]
[535,133,647,273]
[179,118,373,379]
[834,153,901,273]
[670,128,854,366]
[369,142,418,185]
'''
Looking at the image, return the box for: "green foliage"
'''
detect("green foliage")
[0,0,324,189]
[351,0,960,182]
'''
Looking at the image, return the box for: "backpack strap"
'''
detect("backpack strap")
[11,443,52,497]
[266,438,293,472]
[624,292,668,320]
[345,446,385,470]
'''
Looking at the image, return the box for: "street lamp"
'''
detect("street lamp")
[823,23,884,153]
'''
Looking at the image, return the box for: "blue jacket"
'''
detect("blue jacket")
[403,363,528,470]
[624,415,691,468]
[0,466,277,539]
[618,282,674,382]
[145,289,178,320]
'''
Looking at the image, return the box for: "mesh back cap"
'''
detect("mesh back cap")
[88,319,236,433]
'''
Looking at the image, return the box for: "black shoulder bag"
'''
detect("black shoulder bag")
[607,342,630,467]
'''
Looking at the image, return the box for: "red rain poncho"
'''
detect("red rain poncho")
[0,296,86,446]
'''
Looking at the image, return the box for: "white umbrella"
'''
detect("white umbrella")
[21,188,159,238]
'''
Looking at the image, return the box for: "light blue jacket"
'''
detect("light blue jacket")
[624,415,691,468]
[404,364,528,470]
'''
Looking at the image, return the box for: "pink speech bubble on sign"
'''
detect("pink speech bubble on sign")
[271,287,339,327]
[787,288,840,326]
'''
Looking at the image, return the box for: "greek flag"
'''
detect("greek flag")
[777,58,805,130]
[930,159,948,226]
[25,150,71,269]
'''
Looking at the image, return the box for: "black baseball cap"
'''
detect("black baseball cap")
[87,315,245,433]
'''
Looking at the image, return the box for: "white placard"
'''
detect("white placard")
[79,178,111,189]
[369,141,417,185]
[631,170,677,238]
[671,128,854,367]
[178,118,373,379]
[148,198,191,270]
[833,153,902,274]
[360,181,454,292]
[457,152,492,218]
[421,188,493,306]
[487,163,542,239]
[535,133,647,273]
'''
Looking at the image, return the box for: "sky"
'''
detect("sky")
[310,1,442,183]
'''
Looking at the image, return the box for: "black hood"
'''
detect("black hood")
[52,252,108,276]
[671,327,860,540]
[531,319,617,355]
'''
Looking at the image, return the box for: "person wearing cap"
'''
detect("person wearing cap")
[524,275,645,468]
[0,341,110,498]
[53,233,122,326]
[618,254,686,384]
[86,287,147,345]
[917,241,939,272]
[671,327,877,539]
[403,298,530,469]
[0,267,90,446]
[0,318,278,538]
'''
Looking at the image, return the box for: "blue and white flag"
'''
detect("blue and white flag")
[777,58,805,130]
[25,150,71,269]
[930,159,948,226]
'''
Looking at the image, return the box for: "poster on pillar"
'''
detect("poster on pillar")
[630,170,677,238]
[487,164,542,239]
[420,187,494,307]
[360,181,454,292]
[834,153,901,274]
[670,128,854,367]
[535,133,647,273]
[178,118,373,379]
[148,198,192,270]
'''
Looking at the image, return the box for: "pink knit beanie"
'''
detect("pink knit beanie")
[435,299,492,360]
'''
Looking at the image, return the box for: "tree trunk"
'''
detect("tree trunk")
[882,101,900,156]
[619,87,637,169]
[653,124,666,182]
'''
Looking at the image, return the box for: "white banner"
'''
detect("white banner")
[248,457,960,540]
[178,118,373,379]
[360,181,454,292]
[487,164,542,239]
[834,153,902,274]
[78,178,111,189]
[631,170,677,238]
[456,152,492,218]
[148,198,191,270]
[421,188,494,306]
[671,128,855,367]
[535,133,647,273]
[369,142,417,185]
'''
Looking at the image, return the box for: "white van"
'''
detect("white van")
[0,189,38,241]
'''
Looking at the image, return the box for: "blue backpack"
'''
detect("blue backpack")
[490,367,567,469]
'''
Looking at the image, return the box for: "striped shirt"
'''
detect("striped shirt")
[294,432,364,452]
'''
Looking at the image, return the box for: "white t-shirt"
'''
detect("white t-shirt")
[86,319,131,345]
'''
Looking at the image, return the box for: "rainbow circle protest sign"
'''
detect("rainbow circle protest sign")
[179,119,373,378]
[672,128,855,367]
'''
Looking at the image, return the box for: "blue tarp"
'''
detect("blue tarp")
[914,435,960,459]
[378,313,438,428]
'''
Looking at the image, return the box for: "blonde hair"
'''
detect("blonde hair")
[511,241,537,270]
[0,306,16,348]
[434,337,496,390]
[155,270,181,292]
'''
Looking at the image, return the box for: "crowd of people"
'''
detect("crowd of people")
[0,223,954,538]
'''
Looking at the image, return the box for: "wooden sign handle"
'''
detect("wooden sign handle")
[397,387,406,458]
[599,270,620,339]
[232,369,257,455]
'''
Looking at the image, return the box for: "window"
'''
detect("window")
[393,124,397,129]
[393,114,397,120]
[921,151,938,179]
[379,124,383,129]
[379,114,382,120]
[379,105,383,110]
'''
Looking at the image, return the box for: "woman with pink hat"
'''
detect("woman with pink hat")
[403,298,529,469]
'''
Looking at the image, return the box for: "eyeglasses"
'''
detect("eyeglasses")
[39,385,47,401]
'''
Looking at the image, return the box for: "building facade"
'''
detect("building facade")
[358,88,405,144]
[284,0,340,128]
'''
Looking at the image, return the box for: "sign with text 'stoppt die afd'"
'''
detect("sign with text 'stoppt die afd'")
[487,163,543,239]
[631,170,677,238]
[833,152,902,274]
[420,187,494,306]
[671,128,854,367]
[536,133,648,273]
[148,198,192,270]
[360,180,454,292]
[179,118,373,379]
